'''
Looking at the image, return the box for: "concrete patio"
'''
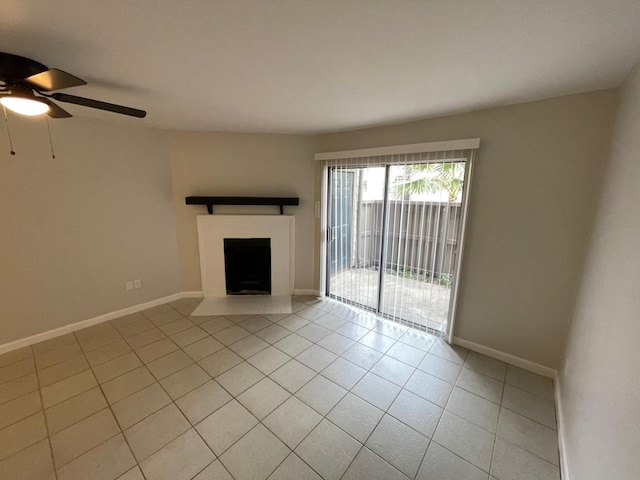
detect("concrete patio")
[329,267,451,333]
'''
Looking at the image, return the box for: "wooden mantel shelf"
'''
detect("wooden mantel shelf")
[185,196,300,214]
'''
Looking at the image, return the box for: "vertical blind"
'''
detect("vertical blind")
[319,141,478,336]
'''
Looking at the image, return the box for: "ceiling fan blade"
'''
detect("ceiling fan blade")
[25,68,87,91]
[39,97,72,118]
[51,92,146,118]
[0,51,49,82]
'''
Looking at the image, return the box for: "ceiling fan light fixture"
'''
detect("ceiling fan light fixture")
[0,95,50,116]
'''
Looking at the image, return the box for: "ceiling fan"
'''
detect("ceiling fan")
[0,52,146,119]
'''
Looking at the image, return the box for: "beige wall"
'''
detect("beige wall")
[168,132,316,293]
[0,116,181,345]
[559,66,640,479]
[314,90,619,368]
[0,89,623,378]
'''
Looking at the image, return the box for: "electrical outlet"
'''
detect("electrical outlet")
[126,281,133,291]
[134,279,142,289]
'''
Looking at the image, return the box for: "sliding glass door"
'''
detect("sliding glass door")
[326,158,468,334]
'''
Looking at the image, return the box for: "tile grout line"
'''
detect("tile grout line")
[449,357,560,473]
[76,303,184,480]
[258,300,342,479]
[0,302,192,478]
[329,310,441,478]
[435,352,514,476]
[43,336,474,477]
[48,325,135,475]
[50,317,147,479]
[107,303,214,480]
[493,435,562,470]
[189,304,334,477]
[122,301,219,479]
[0,390,48,431]
[0,374,40,408]
[32,344,61,480]
[8,308,377,441]
[200,302,431,478]
[122,302,226,480]
[424,356,552,476]
[407,346,552,475]
[271,313,415,479]
[1,296,559,480]
[493,395,562,467]
[408,348,469,480]
[139,300,370,471]
[166,304,269,480]
[179,300,361,478]
[0,366,36,390]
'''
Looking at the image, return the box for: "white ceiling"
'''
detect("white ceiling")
[2,0,640,134]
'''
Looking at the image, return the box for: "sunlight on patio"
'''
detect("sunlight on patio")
[329,267,451,333]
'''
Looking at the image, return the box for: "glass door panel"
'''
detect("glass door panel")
[327,166,385,309]
[379,161,466,332]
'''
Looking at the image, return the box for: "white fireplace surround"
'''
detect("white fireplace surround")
[196,214,295,297]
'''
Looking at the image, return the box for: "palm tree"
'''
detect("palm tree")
[392,161,465,287]
[394,162,465,202]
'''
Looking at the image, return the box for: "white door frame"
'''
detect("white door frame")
[445,150,475,343]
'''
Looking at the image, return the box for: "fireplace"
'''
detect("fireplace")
[224,238,271,295]
[195,214,294,298]
[193,215,294,315]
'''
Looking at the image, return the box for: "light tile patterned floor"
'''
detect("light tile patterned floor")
[0,296,561,480]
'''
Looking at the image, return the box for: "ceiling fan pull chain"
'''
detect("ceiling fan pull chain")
[45,117,56,159]
[2,105,16,156]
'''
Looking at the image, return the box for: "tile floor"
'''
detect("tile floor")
[0,296,561,480]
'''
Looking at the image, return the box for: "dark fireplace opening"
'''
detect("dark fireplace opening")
[223,238,271,295]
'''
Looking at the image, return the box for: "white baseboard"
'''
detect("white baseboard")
[0,292,197,355]
[181,291,204,298]
[293,289,321,296]
[451,337,557,379]
[554,372,570,480]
